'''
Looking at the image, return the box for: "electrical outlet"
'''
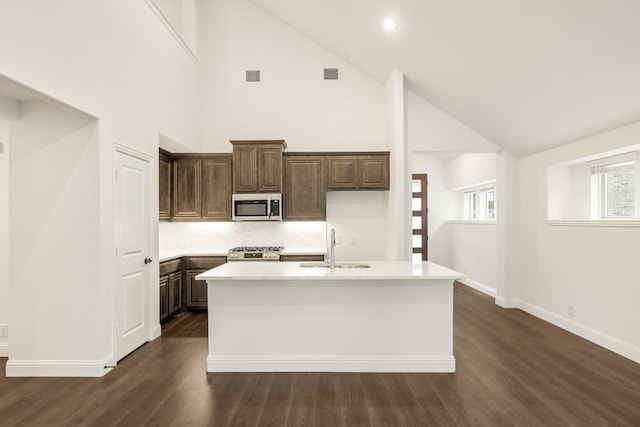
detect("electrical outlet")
[350,236,357,245]
[0,324,8,337]
[568,304,574,317]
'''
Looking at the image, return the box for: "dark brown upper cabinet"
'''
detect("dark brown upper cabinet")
[231,140,286,193]
[283,155,326,221]
[326,152,389,190]
[171,154,232,221]
[202,155,233,220]
[173,156,202,219]
[358,155,390,189]
[326,155,357,189]
[159,149,172,220]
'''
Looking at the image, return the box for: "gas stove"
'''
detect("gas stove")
[227,246,284,261]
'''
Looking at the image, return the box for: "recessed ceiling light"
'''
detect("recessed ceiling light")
[383,17,397,31]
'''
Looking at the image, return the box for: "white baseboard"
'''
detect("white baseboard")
[518,300,640,364]
[6,355,112,377]
[151,323,162,340]
[207,355,456,373]
[495,296,519,308]
[0,342,8,358]
[458,278,496,297]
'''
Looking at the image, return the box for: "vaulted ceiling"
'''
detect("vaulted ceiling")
[252,0,640,156]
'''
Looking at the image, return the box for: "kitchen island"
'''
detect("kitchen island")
[196,261,464,373]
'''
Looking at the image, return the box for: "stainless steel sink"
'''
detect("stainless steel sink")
[299,262,371,269]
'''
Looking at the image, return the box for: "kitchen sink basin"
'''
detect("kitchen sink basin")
[299,262,371,269]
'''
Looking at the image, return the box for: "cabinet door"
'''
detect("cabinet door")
[159,276,169,322]
[168,272,182,315]
[284,156,326,220]
[233,146,257,193]
[257,146,282,192]
[173,157,202,218]
[186,269,209,309]
[202,156,232,220]
[159,151,172,219]
[358,155,389,189]
[326,156,357,190]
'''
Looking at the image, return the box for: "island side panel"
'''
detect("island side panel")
[206,278,454,372]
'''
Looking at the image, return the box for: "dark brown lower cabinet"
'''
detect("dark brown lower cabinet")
[185,270,208,310]
[184,256,227,310]
[159,276,169,322]
[168,272,182,315]
[159,258,183,323]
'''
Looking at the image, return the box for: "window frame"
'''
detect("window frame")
[590,153,638,220]
[462,184,496,221]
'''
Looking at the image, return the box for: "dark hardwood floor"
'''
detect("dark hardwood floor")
[1,283,639,426]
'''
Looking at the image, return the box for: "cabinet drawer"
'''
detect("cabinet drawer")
[159,258,182,276]
[184,256,227,270]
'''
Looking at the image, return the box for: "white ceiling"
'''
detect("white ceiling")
[0,75,43,102]
[252,0,640,156]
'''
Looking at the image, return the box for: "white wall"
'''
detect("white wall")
[496,151,519,306]
[406,90,500,153]
[9,103,100,362]
[446,153,497,190]
[517,121,640,362]
[547,164,573,220]
[406,90,499,293]
[386,70,409,261]
[411,153,455,267]
[0,0,201,374]
[444,153,498,293]
[0,119,9,356]
[449,223,497,294]
[327,192,388,261]
[199,0,386,153]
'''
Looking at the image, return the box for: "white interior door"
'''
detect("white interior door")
[114,148,151,361]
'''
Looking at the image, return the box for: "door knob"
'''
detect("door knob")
[144,258,153,264]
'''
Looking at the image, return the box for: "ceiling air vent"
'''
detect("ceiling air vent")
[245,70,261,82]
[323,68,339,80]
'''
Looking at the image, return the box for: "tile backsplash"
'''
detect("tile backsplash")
[159,221,327,252]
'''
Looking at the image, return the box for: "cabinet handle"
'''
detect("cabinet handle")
[144,258,153,264]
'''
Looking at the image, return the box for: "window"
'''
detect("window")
[547,148,640,222]
[463,186,496,220]
[483,189,496,220]
[591,159,636,218]
[463,191,477,220]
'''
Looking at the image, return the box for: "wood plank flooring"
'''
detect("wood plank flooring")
[1,283,639,426]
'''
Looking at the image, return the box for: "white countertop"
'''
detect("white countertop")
[280,248,326,256]
[197,260,464,281]
[159,249,228,262]
[159,248,327,262]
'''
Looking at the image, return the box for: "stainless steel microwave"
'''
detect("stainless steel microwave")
[232,193,282,221]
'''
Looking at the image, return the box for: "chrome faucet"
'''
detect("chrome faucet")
[329,228,336,269]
